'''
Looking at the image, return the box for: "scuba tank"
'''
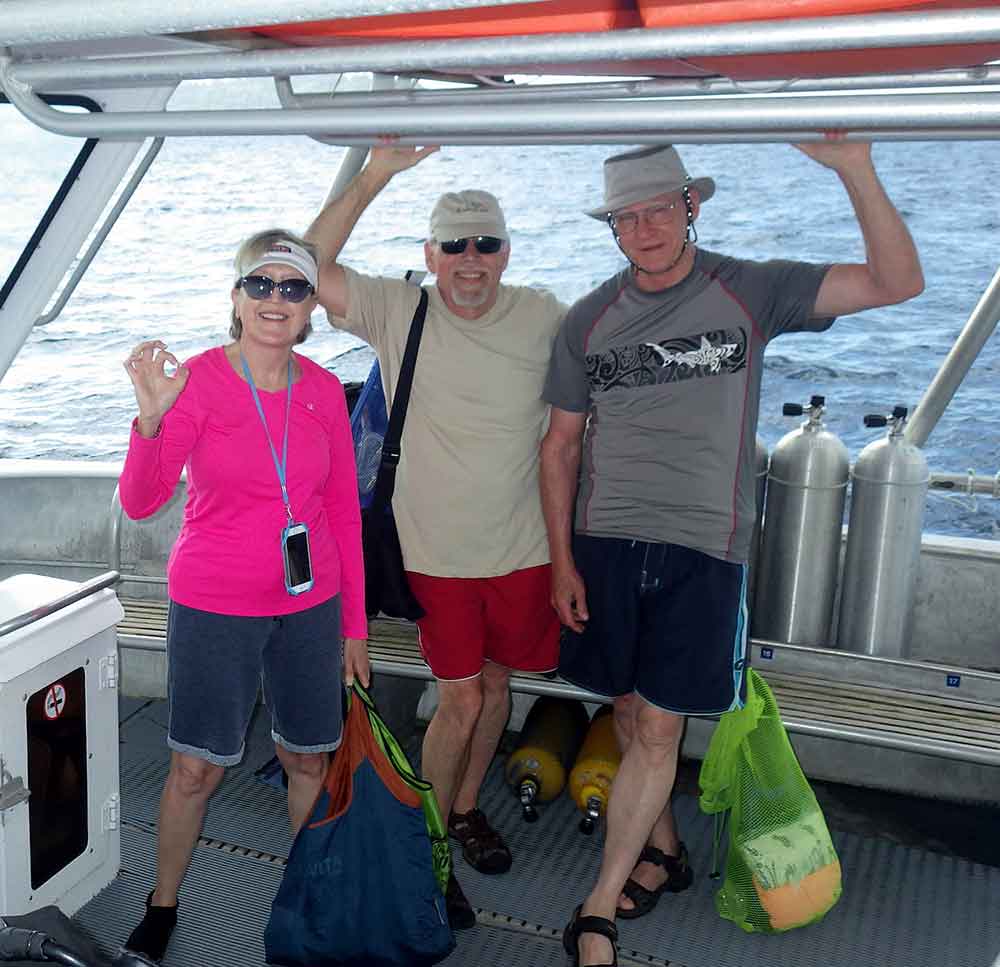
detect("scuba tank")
[569,705,621,835]
[505,696,589,822]
[752,395,849,647]
[837,405,929,658]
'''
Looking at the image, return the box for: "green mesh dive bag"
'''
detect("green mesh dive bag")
[699,668,842,933]
[353,683,452,895]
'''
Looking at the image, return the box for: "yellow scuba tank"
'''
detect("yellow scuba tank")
[569,704,621,834]
[505,696,589,821]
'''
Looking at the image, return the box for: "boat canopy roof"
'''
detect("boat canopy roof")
[2,0,1000,144]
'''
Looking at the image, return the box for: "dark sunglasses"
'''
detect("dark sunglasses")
[238,275,315,303]
[438,236,505,255]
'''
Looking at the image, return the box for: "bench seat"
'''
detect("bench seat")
[117,597,1000,768]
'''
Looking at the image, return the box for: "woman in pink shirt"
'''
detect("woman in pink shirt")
[117,230,367,963]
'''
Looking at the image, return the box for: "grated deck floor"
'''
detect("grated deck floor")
[71,697,1000,966]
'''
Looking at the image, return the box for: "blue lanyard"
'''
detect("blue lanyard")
[241,353,294,523]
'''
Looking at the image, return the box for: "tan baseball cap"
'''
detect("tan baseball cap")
[429,189,509,242]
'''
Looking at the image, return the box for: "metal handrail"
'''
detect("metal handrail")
[928,470,1000,498]
[108,485,124,574]
[35,138,164,327]
[274,72,401,150]
[273,65,1000,110]
[107,484,172,586]
[0,570,121,639]
[5,72,1000,142]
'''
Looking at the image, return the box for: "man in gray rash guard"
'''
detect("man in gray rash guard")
[540,141,924,967]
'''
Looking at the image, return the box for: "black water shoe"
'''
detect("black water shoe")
[124,891,178,963]
[445,871,477,930]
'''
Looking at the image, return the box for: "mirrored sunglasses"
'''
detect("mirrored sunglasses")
[438,236,505,255]
[238,275,315,303]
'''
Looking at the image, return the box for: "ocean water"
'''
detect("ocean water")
[1,80,998,539]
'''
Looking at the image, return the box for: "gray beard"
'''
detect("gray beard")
[449,284,491,309]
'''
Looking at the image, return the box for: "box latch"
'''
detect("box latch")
[0,768,30,814]
[99,653,118,690]
[102,793,120,832]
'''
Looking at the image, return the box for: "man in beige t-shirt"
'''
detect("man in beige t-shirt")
[306,147,566,929]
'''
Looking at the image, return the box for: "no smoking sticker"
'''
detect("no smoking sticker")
[43,683,67,720]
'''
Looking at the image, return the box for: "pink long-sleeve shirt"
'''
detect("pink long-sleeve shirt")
[119,346,366,636]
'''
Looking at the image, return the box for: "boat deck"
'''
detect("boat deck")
[70,695,1000,967]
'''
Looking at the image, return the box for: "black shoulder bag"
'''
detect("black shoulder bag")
[361,289,428,620]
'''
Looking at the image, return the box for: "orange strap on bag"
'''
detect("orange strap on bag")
[311,693,420,828]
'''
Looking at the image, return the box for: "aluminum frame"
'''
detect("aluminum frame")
[4,8,1000,144]
[4,66,1000,142]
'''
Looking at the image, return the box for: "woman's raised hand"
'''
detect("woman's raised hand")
[123,340,189,437]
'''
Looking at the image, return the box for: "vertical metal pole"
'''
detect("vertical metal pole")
[904,266,1000,448]
[319,75,402,200]
[321,146,369,203]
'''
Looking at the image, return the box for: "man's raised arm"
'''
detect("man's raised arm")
[304,145,438,319]
[796,140,924,319]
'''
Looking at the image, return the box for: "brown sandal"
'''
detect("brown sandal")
[448,808,512,875]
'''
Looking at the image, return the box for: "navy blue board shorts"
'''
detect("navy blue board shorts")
[166,596,344,766]
[559,535,748,716]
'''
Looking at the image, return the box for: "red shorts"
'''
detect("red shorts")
[405,564,560,681]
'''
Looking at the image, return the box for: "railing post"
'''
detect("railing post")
[108,484,125,573]
[905,265,1000,448]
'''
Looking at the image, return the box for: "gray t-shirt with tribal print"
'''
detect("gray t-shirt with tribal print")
[543,248,834,563]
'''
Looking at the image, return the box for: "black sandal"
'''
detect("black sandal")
[616,842,694,920]
[562,904,618,967]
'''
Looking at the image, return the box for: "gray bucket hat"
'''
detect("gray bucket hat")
[586,145,715,221]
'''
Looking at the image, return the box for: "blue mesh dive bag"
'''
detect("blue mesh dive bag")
[264,684,454,967]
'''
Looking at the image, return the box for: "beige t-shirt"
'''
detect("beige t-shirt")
[332,267,566,577]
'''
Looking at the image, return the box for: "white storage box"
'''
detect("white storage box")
[0,573,124,916]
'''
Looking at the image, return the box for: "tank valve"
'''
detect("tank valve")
[782,395,825,423]
[578,795,603,835]
[518,778,540,823]
[864,405,908,435]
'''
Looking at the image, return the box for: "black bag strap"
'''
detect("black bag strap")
[369,287,428,515]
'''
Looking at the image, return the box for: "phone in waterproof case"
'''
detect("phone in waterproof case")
[281,522,314,595]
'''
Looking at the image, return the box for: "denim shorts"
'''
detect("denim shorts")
[166,596,344,766]
[558,536,748,716]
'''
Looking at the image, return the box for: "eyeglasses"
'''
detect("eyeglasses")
[238,275,315,303]
[438,236,505,255]
[609,199,683,235]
